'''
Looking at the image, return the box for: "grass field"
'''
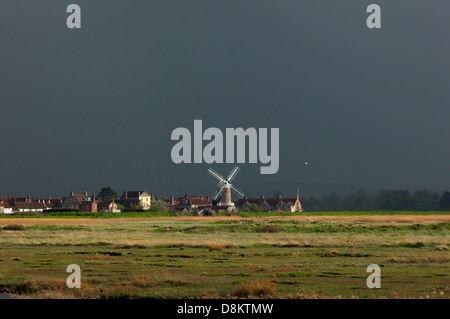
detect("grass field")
[0,214,448,299]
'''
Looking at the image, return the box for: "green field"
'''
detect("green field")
[0,214,448,299]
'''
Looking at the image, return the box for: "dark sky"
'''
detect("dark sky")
[0,1,449,198]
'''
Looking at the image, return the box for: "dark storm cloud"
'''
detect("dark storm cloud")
[0,0,449,198]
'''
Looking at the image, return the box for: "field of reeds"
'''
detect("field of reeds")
[0,214,448,299]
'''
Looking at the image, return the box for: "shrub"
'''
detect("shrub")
[254,225,281,233]
[149,200,172,213]
[232,280,276,298]
[209,244,227,251]
[3,224,25,231]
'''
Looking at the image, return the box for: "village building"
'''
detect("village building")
[7,195,32,206]
[12,201,48,213]
[235,193,302,212]
[4,196,49,213]
[120,191,152,210]
[37,197,63,209]
[98,199,120,213]
[167,194,218,215]
[62,191,97,212]
[167,195,181,210]
[173,194,212,214]
[235,195,270,212]
[79,198,98,212]
[0,197,13,214]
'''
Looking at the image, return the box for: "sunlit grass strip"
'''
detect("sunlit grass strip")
[0,211,449,219]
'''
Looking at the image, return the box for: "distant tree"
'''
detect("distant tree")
[342,190,375,211]
[409,190,440,211]
[376,190,410,210]
[301,196,320,212]
[439,191,450,210]
[149,199,172,213]
[97,187,118,202]
[320,193,342,211]
[116,203,126,212]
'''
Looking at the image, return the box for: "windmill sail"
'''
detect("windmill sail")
[207,168,225,183]
[227,166,240,182]
[230,185,245,199]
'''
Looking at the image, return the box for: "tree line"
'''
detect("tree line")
[300,190,450,212]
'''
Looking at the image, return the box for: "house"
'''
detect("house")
[37,197,63,209]
[265,194,302,212]
[62,191,97,212]
[235,195,270,212]
[4,196,49,213]
[0,197,13,214]
[169,194,212,214]
[235,193,302,212]
[167,195,181,210]
[98,199,120,213]
[7,195,32,206]
[79,198,97,212]
[13,201,48,213]
[279,194,302,212]
[13,202,47,213]
[120,191,152,210]
[179,194,210,212]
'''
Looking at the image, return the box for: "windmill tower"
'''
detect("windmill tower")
[207,166,245,207]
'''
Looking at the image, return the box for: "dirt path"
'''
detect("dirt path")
[0,214,448,226]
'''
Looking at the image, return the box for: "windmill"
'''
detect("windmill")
[207,166,245,207]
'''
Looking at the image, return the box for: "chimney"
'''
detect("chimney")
[278,194,282,200]
[170,195,174,204]
[125,191,128,200]
[70,191,74,197]
[83,190,88,196]
[261,194,265,199]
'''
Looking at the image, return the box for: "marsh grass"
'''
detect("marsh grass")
[232,280,276,298]
[0,215,448,299]
[209,244,227,251]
